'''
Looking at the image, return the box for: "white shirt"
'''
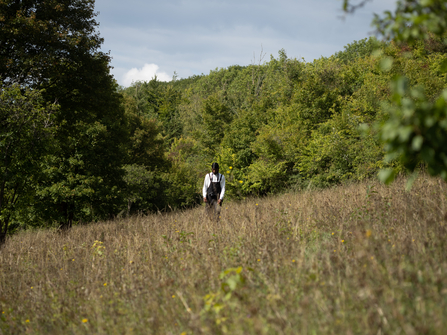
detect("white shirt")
[202,172,226,200]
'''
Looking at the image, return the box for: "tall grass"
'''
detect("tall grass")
[1,175,447,334]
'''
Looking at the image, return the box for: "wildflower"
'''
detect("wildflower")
[366,230,372,238]
[172,295,175,298]
[341,240,344,243]
[31,287,33,289]
[103,283,107,287]
[292,259,295,262]
[334,250,336,252]
[257,259,261,262]
[239,180,243,184]
[371,256,374,260]
[256,203,258,206]
[332,232,334,235]
[82,318,88,323]
[227,171,230,174]
[229,166,233,169]
[26,319,30,323]
[72,259,74,262]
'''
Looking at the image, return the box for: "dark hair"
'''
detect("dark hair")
[212,162,219,170]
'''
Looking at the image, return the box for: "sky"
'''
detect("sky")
[94,0,397,87]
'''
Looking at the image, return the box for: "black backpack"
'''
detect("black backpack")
[207,173,222,200]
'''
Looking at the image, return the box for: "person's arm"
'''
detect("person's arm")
[203,174,209,202]
[219,174,225,201]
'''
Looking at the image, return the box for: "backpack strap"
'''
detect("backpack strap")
[210,173,222,183]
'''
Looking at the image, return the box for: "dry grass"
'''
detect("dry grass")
[1,175,447,334]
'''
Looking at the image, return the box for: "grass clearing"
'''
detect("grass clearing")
[1,175,447,334]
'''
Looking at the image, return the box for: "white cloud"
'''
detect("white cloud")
[122,63,171,87]
[97,0,398,86]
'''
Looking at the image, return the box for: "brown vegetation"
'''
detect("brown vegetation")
[1,175,447,334]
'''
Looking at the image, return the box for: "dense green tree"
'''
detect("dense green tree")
[122,110,168,214]
[0,85,58,244]
[157,82,183,145]
[344,0,447,183]
[220,108,264,171]
[334,37,384,64]
[35,75,127,228]
[125,111,165,168]
[163,137,206,208]
[0,0,102,88]
[1,0,128,229]
[200,94,233,155]
[122,78,183,146]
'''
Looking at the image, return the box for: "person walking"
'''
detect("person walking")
[203,162,226,220]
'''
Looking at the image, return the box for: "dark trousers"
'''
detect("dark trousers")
[205,197,221,220]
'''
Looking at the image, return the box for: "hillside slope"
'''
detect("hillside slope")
[1,175,447,334]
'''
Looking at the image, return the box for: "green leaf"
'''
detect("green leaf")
[440,59,447,73]
[405,172,419,191]
[226,277,238,291]
[378,169,397,184]
[380,57,394,71]
[411,136,424,151]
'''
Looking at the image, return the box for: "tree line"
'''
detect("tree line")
[2,0,447,241]
[120,33,447,199]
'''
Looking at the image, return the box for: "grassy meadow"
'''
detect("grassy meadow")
[1,175,447,334]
